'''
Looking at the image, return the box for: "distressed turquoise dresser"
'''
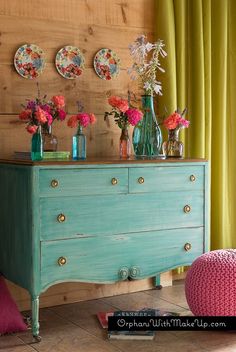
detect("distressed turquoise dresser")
[0,158,209,340]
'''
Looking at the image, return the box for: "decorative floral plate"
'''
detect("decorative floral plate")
[93,48,120,80]
[55,46,85,79]
[14,44,46,79]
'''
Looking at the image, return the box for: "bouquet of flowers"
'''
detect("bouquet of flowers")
[163,108,190,130]
[19,89,66,134]
[128,35,167,96]
[104,95,143,129]
[67,101,96,129]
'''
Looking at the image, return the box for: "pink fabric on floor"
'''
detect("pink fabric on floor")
[185,249,236,316]
[0,276,27,334]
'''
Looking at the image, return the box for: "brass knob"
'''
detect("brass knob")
[184,243,192,251]
[138,177,145,184]
[58,256,67,266]
[51,179,59,188]
[190,175,196,182]
[57,213,66,223]
[118,267,129,280]
[111,178,118,185]
[129,266,140,279]
[184,205,191,213]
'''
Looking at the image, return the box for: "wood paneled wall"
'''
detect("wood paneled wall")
[0,0,155,158]
[0,0,172,310]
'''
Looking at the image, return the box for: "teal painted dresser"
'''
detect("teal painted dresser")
[0,158,209,340]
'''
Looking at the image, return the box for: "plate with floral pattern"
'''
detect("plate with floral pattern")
[93,48,120,80]
[14,44,46,79]
[55,46,85,79]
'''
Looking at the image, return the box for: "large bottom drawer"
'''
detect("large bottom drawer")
[40,227,204,290]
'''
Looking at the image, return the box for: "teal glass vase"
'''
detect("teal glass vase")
[31,126,43,161]
[72,126,86,160]
[132,95,162,157]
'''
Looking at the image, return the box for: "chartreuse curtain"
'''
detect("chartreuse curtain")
[155,0,236,250]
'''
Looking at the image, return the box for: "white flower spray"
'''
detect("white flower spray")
[128,35,167,96]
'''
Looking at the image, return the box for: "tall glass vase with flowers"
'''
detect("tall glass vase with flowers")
[19,85,66,160]
[67,102,96,160]
[128,35,167,157]
[104,95,143,158]
[162,109,190,158]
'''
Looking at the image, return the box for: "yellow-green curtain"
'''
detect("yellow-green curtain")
[155,0,236,250]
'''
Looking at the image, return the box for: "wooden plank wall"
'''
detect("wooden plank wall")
[0,0,173,310]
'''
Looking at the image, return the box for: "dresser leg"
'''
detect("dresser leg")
[154,275,162,289]
[31,296,41,342]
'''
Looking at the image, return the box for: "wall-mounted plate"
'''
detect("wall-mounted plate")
[14,44,46,79]
[55,46,85,79]
[93,48,120,80]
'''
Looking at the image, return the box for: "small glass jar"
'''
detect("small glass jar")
[120,128,131,158]
[162,128,184,158]
[42,125,58,152]
[72,126,86,160]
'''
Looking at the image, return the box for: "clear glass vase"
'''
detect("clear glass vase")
[72,126,86,160]
[162,128,184,158]
[42,125,58,152]
[31,125,43,161]
[120,128,131,158]
[132,95,162,157]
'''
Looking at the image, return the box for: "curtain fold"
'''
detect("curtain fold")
[155,0,236,249]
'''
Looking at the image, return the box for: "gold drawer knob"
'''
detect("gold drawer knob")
[138,177,145,184]
[184,205,191,213]
[58,256,67,266]
[57,213,66,223]
[51,179,59,188]
[190,175,196,182]
[111,178,118,185]
[184,243,192,251]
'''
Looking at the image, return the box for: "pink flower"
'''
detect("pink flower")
[78,113,90,127]
[89,113,96,125]
[126,108,143,126]
[108,96,129,113]
[51,95,65,109]
[58,109,66,121]
[35,107,48,124]
[179,118,190,128]
[163,112,182,130]
[19,109,32,120]
[45,111,53,125]
[67,115,78,128]
[26,124,38,134]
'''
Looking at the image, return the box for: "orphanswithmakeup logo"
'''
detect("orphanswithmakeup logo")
[108,316,236,331]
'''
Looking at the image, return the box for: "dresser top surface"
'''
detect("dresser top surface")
[0,156,207,166]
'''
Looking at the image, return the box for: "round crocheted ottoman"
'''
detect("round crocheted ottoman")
[185,249,236,316]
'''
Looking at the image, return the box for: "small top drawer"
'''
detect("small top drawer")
[39,168,128,196]
[129,166,204,193]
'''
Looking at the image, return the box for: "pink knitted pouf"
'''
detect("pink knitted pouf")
[185,249,236,316]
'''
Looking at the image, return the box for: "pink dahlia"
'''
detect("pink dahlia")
[78,113,90,127]
[19,109,31,120]
[67,115,78,128]
[179,118,190,128]
[51,95,65,109]
[126,108,143,126]
[58,109,67,121]
[26,124,38,134]
[35,107,48,124]
[163,112,182,130]
[108,96,129,113]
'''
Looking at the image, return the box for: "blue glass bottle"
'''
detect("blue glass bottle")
[31,125,43,161]
[72,126,86,160]
[133,95,162,157]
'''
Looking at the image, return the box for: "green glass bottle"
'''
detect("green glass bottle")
[31,126,43,161]
[132,95,162,157]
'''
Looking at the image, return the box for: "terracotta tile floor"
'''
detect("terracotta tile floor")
[1,282,236,352]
